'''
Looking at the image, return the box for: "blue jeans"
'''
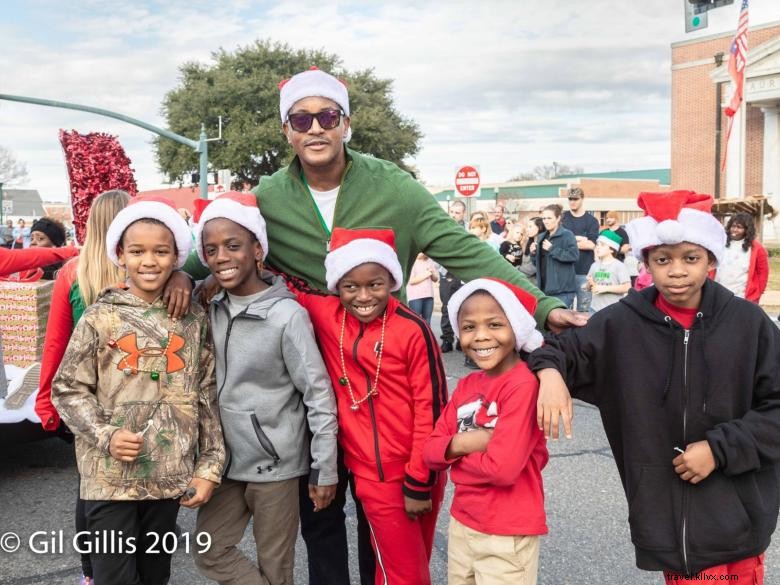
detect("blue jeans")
[408,297,434,325]
[574,274,591,313]
[554,292,576,309]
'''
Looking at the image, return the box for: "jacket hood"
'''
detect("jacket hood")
[211,272,295,318]
[96,286,164,309]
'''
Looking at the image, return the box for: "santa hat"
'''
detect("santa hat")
[625,190,726,265]
[279,67,352,141]
[324,227,403,293]
[106,194,192,268]
[193,191,269,265]
[448,278,544,353]
[597,230,623,251]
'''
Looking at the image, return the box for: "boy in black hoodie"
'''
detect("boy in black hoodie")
[529,191,780,583]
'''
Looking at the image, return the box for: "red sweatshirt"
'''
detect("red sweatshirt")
[0,246,78,277]
[36,259,79,430]
[294,288,448,500]
[424,361,549,536]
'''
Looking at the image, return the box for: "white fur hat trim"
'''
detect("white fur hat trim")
[325,239,403,293]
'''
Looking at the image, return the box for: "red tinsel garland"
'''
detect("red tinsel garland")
[59,130,138,244]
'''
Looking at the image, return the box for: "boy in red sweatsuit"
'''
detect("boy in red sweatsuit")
[424,278,548,585]
[288,227,448,585]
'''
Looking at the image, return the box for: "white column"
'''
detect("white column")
[761,105,780,240]
[725,106,744,198]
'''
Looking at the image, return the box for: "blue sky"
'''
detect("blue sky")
[2,0,780,201]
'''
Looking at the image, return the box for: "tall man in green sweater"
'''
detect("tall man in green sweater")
[243,66,586,585]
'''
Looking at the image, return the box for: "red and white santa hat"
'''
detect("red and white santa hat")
[324,227,403,293]
[193,191,269,265]
[106,194,192,268]
[625,190,726,265]
[279,66,350,122]
[448,278,543,353]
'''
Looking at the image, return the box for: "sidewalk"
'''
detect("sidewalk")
[761,290,780,312]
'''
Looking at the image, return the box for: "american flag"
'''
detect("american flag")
[725,0,749,118]
[722,0,749,172]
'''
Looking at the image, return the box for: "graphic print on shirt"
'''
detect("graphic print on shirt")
[456,394,499,432]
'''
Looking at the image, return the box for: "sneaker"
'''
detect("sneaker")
[440,340,454,353]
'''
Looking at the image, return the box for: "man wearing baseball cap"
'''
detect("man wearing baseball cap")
[219,66,586,585]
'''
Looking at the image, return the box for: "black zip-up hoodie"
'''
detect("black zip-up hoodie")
[528,280,780,575]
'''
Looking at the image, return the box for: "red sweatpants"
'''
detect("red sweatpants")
[663,554,764,584]
[353,473,446,585]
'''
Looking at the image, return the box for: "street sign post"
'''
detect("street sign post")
[454,165,480,197]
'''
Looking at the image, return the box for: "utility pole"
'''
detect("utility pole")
[0,94,214,199]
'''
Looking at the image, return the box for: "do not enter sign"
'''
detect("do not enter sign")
[454,165,480,197]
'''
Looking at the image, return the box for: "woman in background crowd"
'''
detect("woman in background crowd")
[715,212,769,303]
[532,204,579,308]
[28,217,68,279]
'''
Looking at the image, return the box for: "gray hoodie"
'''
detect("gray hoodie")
[209,275,338,485]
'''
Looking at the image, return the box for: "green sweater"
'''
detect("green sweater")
[186,148,564,328]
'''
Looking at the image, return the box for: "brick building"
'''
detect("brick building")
[671,21,780,237]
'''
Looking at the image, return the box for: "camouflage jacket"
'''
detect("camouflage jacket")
[52,287,225,501]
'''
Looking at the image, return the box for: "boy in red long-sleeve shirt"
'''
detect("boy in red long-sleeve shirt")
[288,227,448,585]
[424,278,548,585]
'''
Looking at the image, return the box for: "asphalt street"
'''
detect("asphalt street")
[1,312,778,584]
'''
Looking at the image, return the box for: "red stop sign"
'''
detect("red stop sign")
[455,166,480,197]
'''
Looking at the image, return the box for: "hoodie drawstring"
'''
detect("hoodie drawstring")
[661,316,676,403]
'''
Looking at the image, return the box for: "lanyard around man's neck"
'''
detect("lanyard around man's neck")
[300,169,332,238]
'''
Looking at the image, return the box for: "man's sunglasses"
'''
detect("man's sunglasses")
[286,109,344,132]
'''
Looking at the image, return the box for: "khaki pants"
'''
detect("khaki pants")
[195,477,299,585]
[448,516,540,585]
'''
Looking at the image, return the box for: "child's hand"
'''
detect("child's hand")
[591,284,604,295]
[109,429,144,462]
[180,478,218,509]
[536,368,573,439]
[673,441,717,484]
[403,496,432,521]
[445,428,493,459]
[162,270,193,320]
[309,484,337,512]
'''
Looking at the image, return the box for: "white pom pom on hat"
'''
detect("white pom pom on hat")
[447,278,544,353]
[624,190,726,265]
[324,227,403,293]
[193,191,269,266]
[105,194,192,269]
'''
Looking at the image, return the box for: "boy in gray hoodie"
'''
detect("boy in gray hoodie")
[193,192,338,585]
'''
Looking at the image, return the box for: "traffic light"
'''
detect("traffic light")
[685,0,709,32]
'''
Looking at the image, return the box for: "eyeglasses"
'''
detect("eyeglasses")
[286,109,344,132]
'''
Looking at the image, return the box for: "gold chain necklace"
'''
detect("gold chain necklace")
[338,307,387,411]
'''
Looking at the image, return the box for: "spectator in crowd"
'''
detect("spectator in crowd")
[518,217,545,284]
[490,204,507,235]
[715,213,769,304]
[12,218,31,248]
[561,188,599,312]
[532,204,579,308]
[439,200,466,354]
[602,210,631,261]
[499,221,524,268]
[28,217,68,279]
[585,230,630,313]
[1,219,14,247]
[470,216,500,253]
[406,252,439,325]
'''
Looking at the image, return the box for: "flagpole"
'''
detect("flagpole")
[739,99,747,197]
